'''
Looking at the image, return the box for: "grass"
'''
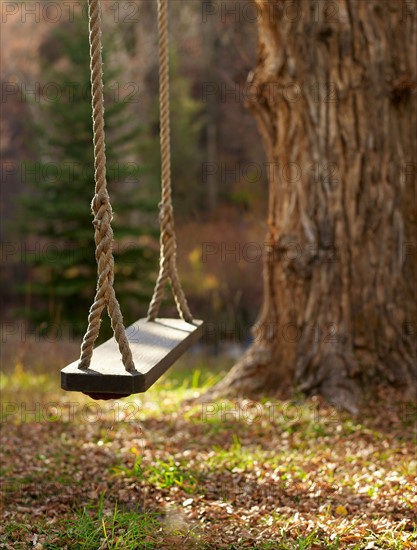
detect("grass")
[64,494,162,550]
[1,346,416,549]
[114,453,200,494]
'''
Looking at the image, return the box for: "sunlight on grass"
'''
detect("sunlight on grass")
[113,452,199,494]
[205,434,271,472]
[1,350,416,549]
[0,355,227,423]
[0,362,55,394]
[62,494,162,549]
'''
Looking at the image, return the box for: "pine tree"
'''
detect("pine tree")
[16,14,158,336]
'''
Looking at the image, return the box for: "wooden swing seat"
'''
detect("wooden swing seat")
[61,318,203,399]
[60,1,202,401]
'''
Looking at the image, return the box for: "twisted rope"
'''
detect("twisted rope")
[78,0,134,372]
[147,0,193,323]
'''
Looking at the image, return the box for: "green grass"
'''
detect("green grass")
[51,494,162,549]
[144,457,199,493]
[274,529,341,550]
[1,352,416,549]
[353,527,417,549]
[0,360,226,423]
[113,453,200,494]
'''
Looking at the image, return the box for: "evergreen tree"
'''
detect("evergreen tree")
[16,14,158,336]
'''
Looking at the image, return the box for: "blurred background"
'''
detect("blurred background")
[1,0,268,370]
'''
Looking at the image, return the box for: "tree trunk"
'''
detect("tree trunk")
[211,0,417,412]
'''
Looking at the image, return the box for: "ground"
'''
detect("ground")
[0,346,416,549]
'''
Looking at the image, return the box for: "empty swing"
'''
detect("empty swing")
[61,0,203,400]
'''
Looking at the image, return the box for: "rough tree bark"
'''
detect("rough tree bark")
[211,0,416,412]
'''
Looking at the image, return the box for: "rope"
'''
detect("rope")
[78,0,135,372]
[147,0,193,323]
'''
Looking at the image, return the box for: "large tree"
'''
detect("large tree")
[212,0,416,412]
